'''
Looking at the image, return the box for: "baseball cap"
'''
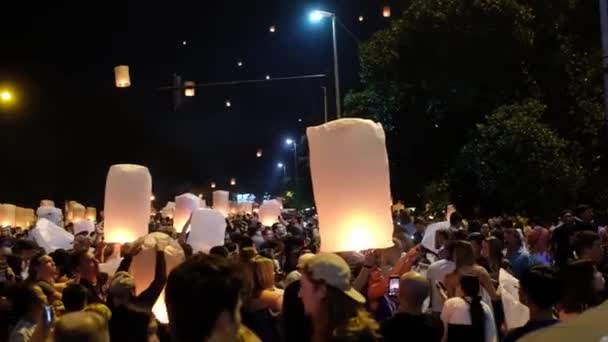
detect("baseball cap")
[303,253,366,304]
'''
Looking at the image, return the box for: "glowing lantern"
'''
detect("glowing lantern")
[36,206,63,226]
[238,202,253,215]
[188,208,226,253]
[40,200,55,207]
[210,182,216,189]
[174,193,200,233]
[184,81,195,97]
[31,218,74,253]
[269,25,276,33]
[230,178,236,186]
[15,207,28,228]
[0,204,16,227]
[71,203,86,223]
[130,233,184,324]
[382,6,391,17]
[85,207,97,221]
[306,118,394,252]
[225,100,231,107]
[258,200,281,227]
[256,148,263,158]
[212,191,229,217]
[114,65,131,88]
[104,164,152,243]
[359,15,364,22]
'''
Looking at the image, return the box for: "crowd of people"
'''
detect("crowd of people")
[0,203,607,342]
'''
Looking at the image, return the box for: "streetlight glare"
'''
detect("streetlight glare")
[285,138,294,145]
[277,162,284,168]
[309,10,325,22]
[0,91,12,103]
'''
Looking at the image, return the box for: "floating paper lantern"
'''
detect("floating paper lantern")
[210,182,216,189]
[184,81,195,97]
[40,200,55,207]
[212,191,229,217]
[269,25,276,33]
[259,200,281,227]
[359,15,364,22]
[114,65,131,88]
[174,193,200,233]
[188,208,226,253]
[31,218,74,253]
[71,203,86,223]
[130,233,184,324]
[0,204,16,227]
[230,178,236,186]
[256,148,263,158]
[36,206,63,226]
[225,100,231,107]
[382,6,391,17]
[15,207,27,228]
[307,118,394,252]
[85,207,97,221]
[104,164,152,243]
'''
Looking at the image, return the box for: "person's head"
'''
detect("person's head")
[481,237,503,264]
[527,227,550,253]
[109,305,157,342]
[480,223,490,237]
[239,247,256,263]
[519,266,559,312]
[561,209,575,225]
[13,239,39,260]
[238,236,254,250]
[449,212,463,228]
[503,228,523,251]
[166,253,243,342]
[467,233,484,258]
[573,231,602,264]
[468,220,482,233]
[414,217,426,232]
[9,283,45,321]
[72,251,98,283]
[398,272,428,312]
[108,271,136,307]
[559,260,604,314]
[451,240,475,269]
[251,256,275,294]
[209,246,229,258]
[29,252,57,282]
[459,276,484,342]
[435,229,450,250]
[53,311,110,342]
[49,249,71,278]
[63,283,88,312]
[263,228,274,241]
[575,205,593,222]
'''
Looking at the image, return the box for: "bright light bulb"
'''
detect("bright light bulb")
[277,163,284,168]
[359,16,364,22]
[237,61,243,67]
[182,40,187,46]
[0,91,12,102]
[265,75,270,80]
[150,195,156,201]
[285,138,294,145]
[225,100,231,107]
[309,11,324,22]
[269,25,276,33]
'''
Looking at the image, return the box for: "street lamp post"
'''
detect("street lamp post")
[310,10,341,118]
[285,138,298,200]
[277,162,287,182]
[322,86,328,123]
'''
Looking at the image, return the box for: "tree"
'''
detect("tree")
[449,100,583,215]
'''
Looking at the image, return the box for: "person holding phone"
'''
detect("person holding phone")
[8,284,51,342]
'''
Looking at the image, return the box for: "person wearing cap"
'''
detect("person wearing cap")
[299,253,381,342]
[381,271,443,342]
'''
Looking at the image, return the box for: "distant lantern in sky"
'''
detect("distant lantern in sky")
[230,178,236,186]
[210,182,216,189]
[256,148,263,158]
[184,81,195,97]
[269,25,276,33]
[307,118,394,252]
[104,164,152,244]
[114,65,131,88]
[182,40,187,46]
[237,61,243,67]
[225,99,231,107]
[359,15,364,22]
[265,75,270,80]
[382,6,391,17]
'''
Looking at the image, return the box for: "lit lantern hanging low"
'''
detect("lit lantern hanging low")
[85,207,97,222]
[382,6,391,18]
[0,204,16,227]
[256,148,263,158]
[259,200,281,227]
[230,178,236,186]
[210,182,216,189]
[71,203,86,223]
[184,81,195,97]
[307,118,394,252]
[114,65,131,88]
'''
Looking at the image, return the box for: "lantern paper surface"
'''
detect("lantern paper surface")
[307,118,394,252]
[36,206,63,226]
[382,6,391,17]
[499,268,529,330]
[71,203,86,222]
[85,207,97,221]
[15,207,27,228]
[259,200,281,227]
[212,191,229,217]
[23,209,35,227]
[31,218,74,253]
[174,193,200,233]
[238,202,253,215]
[130,232,184,324]
[188,208,226,253]
[114,65,131,88]
[0,204,16,227]
[184,81,195,97]
[104,164,152,243]
[40,200,55,207]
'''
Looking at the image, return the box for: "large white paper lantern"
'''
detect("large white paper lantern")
[0,204,16,227]
[71,203,86,223]
[258,200,281,227]
[15,207,27,228]
[130,233,184,324]
[188,208,226,253]
[238,202,253,215]
[31,218,74,253]
[36,206,62,226]
[23,209,35,227]
[114,65,131,88]
[173,193,200,233]
[212,191,229,217]
[184,81,195,97]
[382,6,391,18]
[104,164,152,243]
[85,207,97,221]
[307,118,394,252]
[40,200,55,207]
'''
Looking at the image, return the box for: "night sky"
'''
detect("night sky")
[0,1,397,208]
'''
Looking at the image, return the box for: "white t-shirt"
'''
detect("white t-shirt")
[427,259,456,313]
[441,297,497,342]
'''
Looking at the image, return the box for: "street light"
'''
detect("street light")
[277,162,287,181]
[309,9,341,118]
[284,138,298,192]
[1,91,12,103]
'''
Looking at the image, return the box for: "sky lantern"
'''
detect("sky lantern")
[40,200,54,207]
[210,182,216,189]
[104,164,152,244]
[225,99,232,107]
[269,25,276,33]
[212,190,229,217]
[258,200,281,227]
[71,203,86,223]
[114,65,131,88]
[173,193,200,233]
[85,207,97,221]
[382,6,391,17]
[189,208,226,253]
[184,81,195,97]
[0,204,16,227]
[256,148,263,158]
[230,178,236,186]
[307,118,394,252]
[359,15,364,22]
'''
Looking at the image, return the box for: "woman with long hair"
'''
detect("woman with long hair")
[441,276,496,342]
[444,241,498,302]
[299,253,380,342]
[480,237,504,281]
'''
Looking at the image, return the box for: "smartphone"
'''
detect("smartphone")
[43,305,54,326]
[388,276,400,297]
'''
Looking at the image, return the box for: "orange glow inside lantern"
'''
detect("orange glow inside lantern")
[307,118,394,252]
[212,191,230,217]
[184,81,195,97]
[85,207,97,221]
[0,204,16,227]
[114,65,131,88]
[382,6,391,18]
